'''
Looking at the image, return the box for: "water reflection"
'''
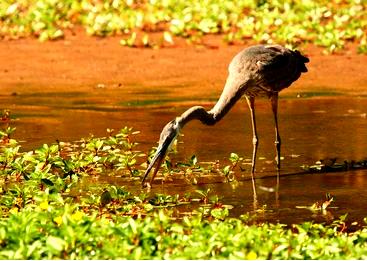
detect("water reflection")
[2,92,366,172]
[1,90,367,223]
[97,169,367,224]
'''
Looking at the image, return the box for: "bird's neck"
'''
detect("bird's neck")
[177,77,247,127]
[178,106,215,127]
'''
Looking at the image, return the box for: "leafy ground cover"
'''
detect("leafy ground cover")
[2,117,367,259]
[1,0,366,53]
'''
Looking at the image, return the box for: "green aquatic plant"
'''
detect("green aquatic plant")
[222,152,243,181]
[296,193,336,213]
[2,207,367,259]
[2,126,367,259]
[1,0,367,53]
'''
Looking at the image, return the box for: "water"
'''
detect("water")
[137,170,367,225]
[1,88,367,223]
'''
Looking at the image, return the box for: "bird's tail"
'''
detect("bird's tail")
[293,50,309,73]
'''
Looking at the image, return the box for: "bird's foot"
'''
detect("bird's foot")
[142,181,152,189]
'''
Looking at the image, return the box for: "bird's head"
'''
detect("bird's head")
[142,118,181,188]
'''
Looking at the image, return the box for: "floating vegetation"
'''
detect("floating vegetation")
[0,0,366,53]
[301,158,367,173]
[2,118,367,258]
[296,193,336,212]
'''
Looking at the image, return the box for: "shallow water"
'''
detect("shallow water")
[1,88,367,223]
[140,169,367,225]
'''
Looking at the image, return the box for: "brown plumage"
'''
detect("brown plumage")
[142,44,309,189]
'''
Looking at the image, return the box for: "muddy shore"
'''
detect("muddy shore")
[1,31,367,98]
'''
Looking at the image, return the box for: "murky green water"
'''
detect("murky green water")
[1,88,367,223]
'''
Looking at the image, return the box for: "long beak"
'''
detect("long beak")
[141,147,166,187]
[142,134,174,187]
[142,119,179,188]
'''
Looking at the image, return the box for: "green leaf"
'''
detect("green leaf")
[46,236,66,254]
[41,178,54,187]
[210,207,229,220]
[223,165,231,175]
[163,31,174,44]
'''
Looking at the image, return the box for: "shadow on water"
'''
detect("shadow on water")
[1,87,367,223]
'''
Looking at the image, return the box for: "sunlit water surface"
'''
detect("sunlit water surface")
[1,89,367,224]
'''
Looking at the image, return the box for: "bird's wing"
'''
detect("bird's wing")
[257,47,309,91]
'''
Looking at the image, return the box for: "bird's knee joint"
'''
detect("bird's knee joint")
[207,113,219,126]
[274,138,281,146]
[252,137,258,146]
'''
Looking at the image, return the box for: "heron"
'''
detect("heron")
[142,44,309,193]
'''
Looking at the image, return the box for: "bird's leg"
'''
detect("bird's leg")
[275,168,280,208]
[246,96,258,174]
[246,96,258,202]
[270,93,281,169]
[271,94,281,209]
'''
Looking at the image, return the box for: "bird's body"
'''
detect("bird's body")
[229,45,308,94]
[142,44,309,190]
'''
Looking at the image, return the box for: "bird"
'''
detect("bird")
[142,44,309,191]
